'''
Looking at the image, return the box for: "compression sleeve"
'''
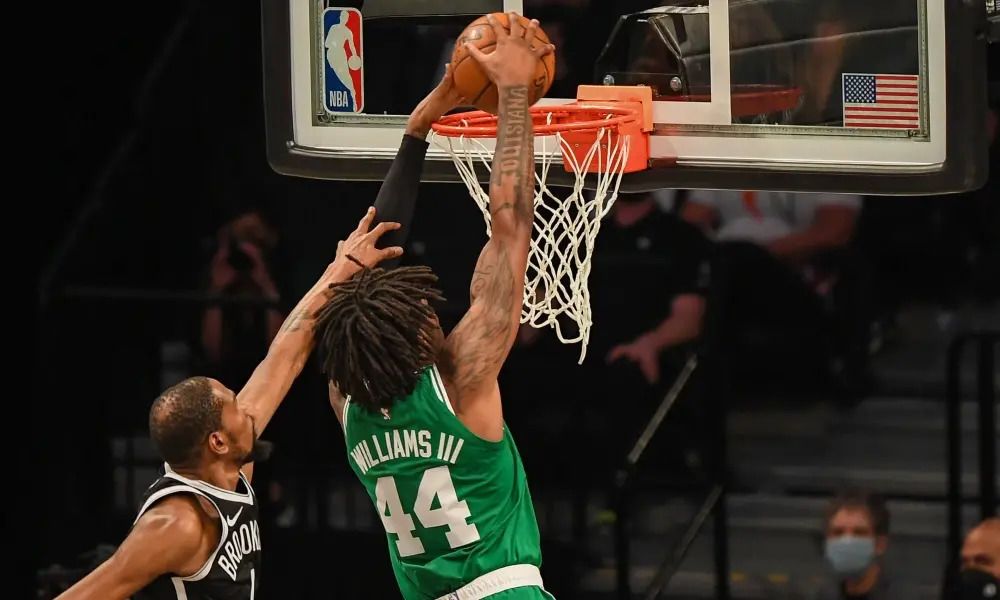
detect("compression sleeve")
[372,133,430,268]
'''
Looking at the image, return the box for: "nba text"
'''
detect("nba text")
[328,90,353,109]
[216,520,261,580]
[350,429,465,474]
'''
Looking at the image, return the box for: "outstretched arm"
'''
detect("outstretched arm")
[56,496,207,600]
[442,15,554,441]
[372,64,464,268]
[236,208,403,475]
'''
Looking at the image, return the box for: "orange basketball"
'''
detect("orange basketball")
[451,13,556,115]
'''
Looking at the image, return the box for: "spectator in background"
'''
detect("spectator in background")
[815,490,904,600]
[515,189,696,383]
[595,189,705,384]
[608,190,867,395]
[500,189,710,554]
[951,517,1000,600]
[202,208,284,386]
[576,190,710,478]
[200,208,300,528]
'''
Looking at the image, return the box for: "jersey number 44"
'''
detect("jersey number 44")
[376,465,480,557]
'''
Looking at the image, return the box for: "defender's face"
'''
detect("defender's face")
[209,379,257,465]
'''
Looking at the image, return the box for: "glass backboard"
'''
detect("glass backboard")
[262,0,990,194]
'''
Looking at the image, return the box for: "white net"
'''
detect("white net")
[431,114,630,362]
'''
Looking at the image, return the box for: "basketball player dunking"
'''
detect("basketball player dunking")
[56,67,468,600]
[317,15,556,600]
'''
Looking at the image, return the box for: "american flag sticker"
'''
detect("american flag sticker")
[842,73,920,130]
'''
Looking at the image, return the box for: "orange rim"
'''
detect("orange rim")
[432,104,641,138]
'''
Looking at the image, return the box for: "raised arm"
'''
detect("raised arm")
[441,15,553,440]
[56,496,207,600]
[324,72,464,426]
[371,64,465,268]
[236,208,403,447]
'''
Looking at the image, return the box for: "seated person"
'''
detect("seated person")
[949,517,1000,600]
[608,189,865,391]
[814,489,906,600]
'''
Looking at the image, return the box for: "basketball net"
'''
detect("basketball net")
[430,110,633,362]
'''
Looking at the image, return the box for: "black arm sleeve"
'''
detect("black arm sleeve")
[372,133,430,268]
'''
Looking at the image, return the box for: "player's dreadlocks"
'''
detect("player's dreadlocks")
[317,258,446,412]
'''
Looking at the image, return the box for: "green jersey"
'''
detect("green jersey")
[343,366,542,599]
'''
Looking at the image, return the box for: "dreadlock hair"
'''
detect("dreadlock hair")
[317,259,446,412]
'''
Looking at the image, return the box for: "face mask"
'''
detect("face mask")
[958,569,999,600]
[825,536,876,577]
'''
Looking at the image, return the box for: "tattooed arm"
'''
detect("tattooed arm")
[441,14,554,441]
[236,208,403,456]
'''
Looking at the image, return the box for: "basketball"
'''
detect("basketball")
[347,55,362,70]
[451,13,556,114]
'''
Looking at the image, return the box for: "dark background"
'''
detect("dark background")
[34,1,998,599]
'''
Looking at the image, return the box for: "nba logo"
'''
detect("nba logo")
[322,7,364,113]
